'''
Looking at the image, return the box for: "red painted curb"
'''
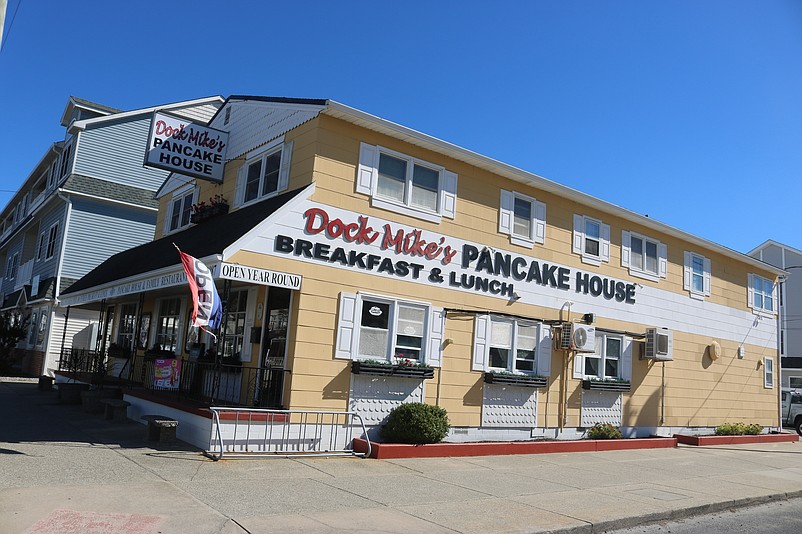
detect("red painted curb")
[353,437,678,459]
[674,433,799,446]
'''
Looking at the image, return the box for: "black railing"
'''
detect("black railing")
[57,348,107,375]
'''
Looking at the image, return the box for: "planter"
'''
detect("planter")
[582,379,631,392]
[484,372,547,388]
[674,433,799,446]
[353,436,678,459]
[351,360,434,379]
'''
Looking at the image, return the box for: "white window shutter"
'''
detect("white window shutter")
[536,324,551,377]
[472,315,490,371]
[533,200,546,244]
[621,336,633,382]
[163,202,173,235]
[335,293,358,359]
[573,352,584,379]
[658,243,668,278]
[356,142,377,195]
[441,170,458,219]
[427,307,445,367]
[277,140,293,192]
[703,257,712,296]
[621,231,631,268]
[572,215,583,254]
[682,252,691,290]
[499,190,513,235]
[600,223,611,262]
[234,164,246,207]
[747,273,755,308]
[771,280,778,313]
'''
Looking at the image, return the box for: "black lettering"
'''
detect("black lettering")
[348,251,366,268]
[313,243,330,261]
[275,235,294,253]
[330,247,348,265]
[589,276,603,296]
[378,258,396,275]
[462,244,479,268]
[614,281,626,302]
[295,239,313,258]
[542,264,558,287]
[527,261,542,284]
[557,267,570,290]
[576,272,589,294]
[475,249,494,274]
[494,252,511,277]
[511,257,527,281]
[626,284,636,304]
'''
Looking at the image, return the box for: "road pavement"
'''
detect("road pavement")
[2,377,802,533]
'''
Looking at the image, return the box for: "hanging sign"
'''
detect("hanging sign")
[144,111,229,182]
[220,262,302,290]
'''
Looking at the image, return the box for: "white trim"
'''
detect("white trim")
[70,96,224,132]
[764,356,775,388]
[57,189,159,212]
[324,101,784,276]
[53,192,73,299]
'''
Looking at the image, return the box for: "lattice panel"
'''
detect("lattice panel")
[481,384,538,428]
[580,390,622,427]
[349,375,425,426]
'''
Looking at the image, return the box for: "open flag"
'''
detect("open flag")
[176,245,223,334]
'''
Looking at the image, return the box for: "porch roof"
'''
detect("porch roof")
[60,187,306,298]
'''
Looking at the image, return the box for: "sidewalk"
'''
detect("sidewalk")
[1,377,801,534]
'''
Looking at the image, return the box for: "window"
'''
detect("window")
[235,141,292,207]
[28,312,37,345]
[36,231,46,261]
[622,232,667,280]
[47,160,59,189]
[168,189,194,232]
[683,252,711,299]
[335,292,444,366]
[356,143,457,223]
[37,310,48,346]
[764,357,774,388]
[222,289,248,361]
[154,298,183,352]
[790,377,802,389]
[499,190,546,247]
[748,273,776,314]
[573,214,610,266]
[116,303,138,351]
[6,253,19,280]
[574,332,632,382]
[45,223,58,260]
[60,144,72,178]
[472,315,551,376]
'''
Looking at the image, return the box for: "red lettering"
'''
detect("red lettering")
[303,208,328,234]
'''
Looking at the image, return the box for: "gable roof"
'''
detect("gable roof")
[61,186,306,297]
[69,96,224,133]
[60,96,122,126]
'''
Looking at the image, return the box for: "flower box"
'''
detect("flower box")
[190,202,229,224]
[484,372,547,388]
[582,379,631,392]
[351,360,434,379]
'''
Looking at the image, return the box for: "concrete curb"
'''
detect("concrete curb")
[553,490,802,533]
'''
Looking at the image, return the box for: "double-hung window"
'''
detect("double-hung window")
[472,315,551,376]
[683,251,711,299]
[116,303,138,351]
[574,332,632,382]
[167,187,194,233]
[45,223,58,260]
[499,190,546,247]
[356,143,458,223]
[749,273,776,315]
[764,357,774,388]
[622,231,667,281]
[335,292,444,367]
[222,289,249,361]
[235,140,292,207]
[573,214,610,265]
[6,253,19,280]
[154,297,183,353]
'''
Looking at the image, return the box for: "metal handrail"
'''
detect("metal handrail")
[206,407,371,460]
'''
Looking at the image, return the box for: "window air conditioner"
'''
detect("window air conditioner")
[555,323,596,352]
[644,327,673,361]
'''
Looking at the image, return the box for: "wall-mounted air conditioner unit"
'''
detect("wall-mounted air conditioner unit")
[644,327,673,361]
[555,323,596,352]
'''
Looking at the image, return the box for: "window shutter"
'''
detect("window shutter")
[441,170,458,219]
[703,257,712,296]
[747,273,755,308]
[572,215,583,254]
[621,231,631,268]
[277,141,293,192]
[621,336,633,382]
[600,223,611,262]
[356,142,377,195]
[472,314,490,371]
[234,164,246,207]
[427,307,445,368]
[658,243,668,278]
[163,203,172,235]
[335,293,359,359]
[536,324,551,377]
[573,352,584,379]
[771,280,778,313]
[683,252,692,291]
[499,190,513,235]
[533,200,546,244]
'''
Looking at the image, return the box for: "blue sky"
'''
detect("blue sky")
[1,1,800,255]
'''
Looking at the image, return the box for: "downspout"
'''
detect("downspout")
[777,276,785,432]
[47,190,73,375]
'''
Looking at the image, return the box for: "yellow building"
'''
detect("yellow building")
[60,96,784,441]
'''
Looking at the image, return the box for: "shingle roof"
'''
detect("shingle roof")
[61,187,305,295]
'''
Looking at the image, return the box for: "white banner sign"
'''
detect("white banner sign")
[220,262,302,290]
[144,111,229,182]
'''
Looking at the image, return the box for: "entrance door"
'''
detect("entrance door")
[259,287,291,407]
